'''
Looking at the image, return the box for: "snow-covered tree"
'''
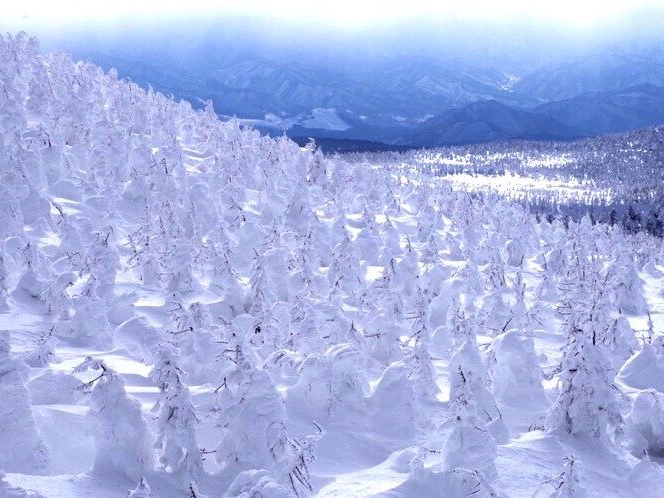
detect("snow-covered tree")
[74,357,154,481]
[150,345,202,487]
[404,286,439,405]
[487,330,547,410]
[0,252,8,311]
[548,455,587,498]
[327,228,365,296]
[24,327,57,367]
[546,323,622,439]
[215,366,288,471]
[0,334,50,473]
[441,366,497,479]
[128,478,152,498]
[84,229,119,298]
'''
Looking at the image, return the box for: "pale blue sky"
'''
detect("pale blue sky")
[2,0,662,28]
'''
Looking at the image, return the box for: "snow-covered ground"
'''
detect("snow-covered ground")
[3,32,664,498]
[238,108,351,132]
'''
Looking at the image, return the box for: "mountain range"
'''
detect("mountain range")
[69,41,664,148]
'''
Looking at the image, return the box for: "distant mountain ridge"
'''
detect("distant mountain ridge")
[513,53,664,101]
[403,83,664,146]
[535,83,664,135]
[71,41,664,149]
[409,100,581,146]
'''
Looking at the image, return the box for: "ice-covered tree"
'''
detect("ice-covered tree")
[64,275,112,347]
[215,366,288,471]
[404,286,439,405]
[249,248,276,318]
[546,322,622,439]
[224,469,296,498]
[380,215,402,263]
[0,334,50,473]
[150,345,202,487]
[42,271,74,320]
[625,389,664,456]
[287,343,368,422]
[0,252,8,311]
[441,366,497,479]
[74,357,154,481]
[448,324,505,438]
[607,251,648,315]
[24,327,57,367]
[487,330,547,410]
[548,455,587,498]
[128,478,152,498]
[84,229,119,298]
[327,228,365,296]
[420,230,441,269]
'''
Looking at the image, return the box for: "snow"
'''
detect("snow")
[2,31,664,498]
[300,108,351,131]
[243,108,351,132]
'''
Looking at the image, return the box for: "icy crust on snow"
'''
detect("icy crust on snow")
[2,32,664,497]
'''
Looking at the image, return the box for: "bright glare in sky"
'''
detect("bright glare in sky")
[1,0,660,27]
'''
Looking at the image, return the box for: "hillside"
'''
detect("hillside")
[513,52,664,101]
[410,100,580,146]
[3,32,664,498]
[535,84,664,135]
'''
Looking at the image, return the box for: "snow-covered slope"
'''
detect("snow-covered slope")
[3,32,664,498]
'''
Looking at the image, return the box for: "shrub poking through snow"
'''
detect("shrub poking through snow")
[547,455,587,498]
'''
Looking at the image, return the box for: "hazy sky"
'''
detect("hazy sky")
[3,0,663,28]
[3,0,664,74]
